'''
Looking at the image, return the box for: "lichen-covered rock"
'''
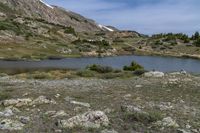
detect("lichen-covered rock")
[144,71,165,78]
[19,116,30,124]
[2,98,32,107]
[0,109,14,117]
[0,119,24,130]
[155,117,179,128]
[31,96,56,105]
[57,111,109,129]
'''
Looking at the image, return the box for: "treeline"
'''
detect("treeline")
[151,32,200,47]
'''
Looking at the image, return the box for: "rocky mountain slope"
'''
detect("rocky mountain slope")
[1,0,102,32]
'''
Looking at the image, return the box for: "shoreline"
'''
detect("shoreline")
[0,51,200,62]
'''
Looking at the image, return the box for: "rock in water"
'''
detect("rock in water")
[57,111,109,129]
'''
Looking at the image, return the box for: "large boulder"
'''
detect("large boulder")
[57,111,109,129]
[144,71,165,78]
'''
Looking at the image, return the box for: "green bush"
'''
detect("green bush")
[87,64,113,73]
[123,61,144,71]
[194,38,200,47]
[64,26,76,36]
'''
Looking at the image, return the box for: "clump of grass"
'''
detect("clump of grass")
[123,61,144,71]
[124,111,163,124]
[76,70,96,77]
[87,64,113,73]
[0,91,11,101]
[29,72,52,79]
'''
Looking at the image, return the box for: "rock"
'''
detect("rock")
[57,111,109,129]
[101,129,118,133]
[0,119,24,130]
[70,101,90,108]
[155,117,179,128]
[156,102,173,111]
[2,96,56,107]
[123,94,132,99]
[55,94,61,98]
[135,85,142,88]
[19,116,30,124]
[177,129,191,133]
[2,98,32,107]
[31,96,56,105]
[0,109,14,117]
[52,110,68,118]
[144,71,165,78]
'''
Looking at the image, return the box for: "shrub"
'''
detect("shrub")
[87,64,113,73]
[194,38,200,47]
[64,26,76,36]
[123,61,144,71]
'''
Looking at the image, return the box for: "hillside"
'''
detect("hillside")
[0,0,200,60]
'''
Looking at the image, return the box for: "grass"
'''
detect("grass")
[0,90,12,101]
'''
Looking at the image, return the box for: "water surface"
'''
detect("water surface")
[0,55,200,73]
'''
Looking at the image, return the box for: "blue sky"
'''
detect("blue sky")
[45,0,200,35]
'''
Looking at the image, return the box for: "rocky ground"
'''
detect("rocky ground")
[0,71,200,133]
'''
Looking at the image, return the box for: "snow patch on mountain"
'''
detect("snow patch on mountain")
[39,0,54,9]
[98,24,114,32]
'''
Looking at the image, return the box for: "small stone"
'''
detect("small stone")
[19,116,30,124]
[186,124,191,129]
[55,94,60,98]
[135,85,142,88]
[70,101,90,108]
